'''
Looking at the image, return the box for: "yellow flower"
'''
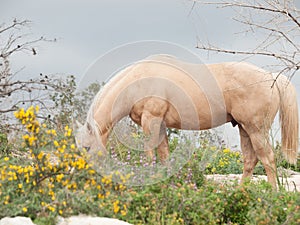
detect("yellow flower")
[4,157,9,161]
[37,152,44,160]
[48,206,55,212]
[28,135,37,146]
[53,140,59,147]
[18,183,23,189]
[56,174,64,182]
[22,134,29,140]
[61,139,67,145]
[118,184,125,190]
[223,148,230,154]
[257,198,262,202]
[51,129,57,136]
[88,169,95,175]
[98,193,104,199]
[113,200,120,213]
[121,210,127,216]
[91,179,96,186]
[22,207,28,213]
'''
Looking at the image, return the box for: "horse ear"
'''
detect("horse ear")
[74,120,83,130]
[86,122,93,134]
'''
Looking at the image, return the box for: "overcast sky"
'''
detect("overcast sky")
[1,0,257,78]
[1,0,299,148]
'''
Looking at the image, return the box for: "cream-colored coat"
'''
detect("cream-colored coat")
[77,55,298,188]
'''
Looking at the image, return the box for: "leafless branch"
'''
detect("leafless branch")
[196,44,299,68]
[193,0,300,77]
[0,19,31,35]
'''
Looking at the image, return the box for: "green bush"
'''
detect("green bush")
[124,179,300,225]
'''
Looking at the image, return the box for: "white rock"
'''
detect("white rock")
[57,215,132,225]
[0,217,36,225]
[205,174,300,191]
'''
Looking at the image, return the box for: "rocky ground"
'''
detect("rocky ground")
[0,216,133,225]
[206,169,300,192]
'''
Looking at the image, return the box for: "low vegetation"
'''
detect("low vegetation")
[0,106,299,225]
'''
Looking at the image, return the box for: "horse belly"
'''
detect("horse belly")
[164,106,212,130]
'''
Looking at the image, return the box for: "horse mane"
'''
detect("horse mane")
[85,90,101,133]
[85,64,136,135]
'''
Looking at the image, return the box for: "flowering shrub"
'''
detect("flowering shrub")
[0,106,127,223]
[205,147,244,174]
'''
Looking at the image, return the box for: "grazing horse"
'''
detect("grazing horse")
[76,55,298,188]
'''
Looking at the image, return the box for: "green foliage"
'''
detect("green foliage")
[274,141,300,173]
[124,179,300,225]
[49,80,102,132]
[50,75,77,129]
[0,132,9,156]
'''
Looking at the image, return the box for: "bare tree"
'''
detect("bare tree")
[194,0,300,77]
[0,19,73,132]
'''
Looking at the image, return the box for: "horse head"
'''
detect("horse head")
[74,120,101,153]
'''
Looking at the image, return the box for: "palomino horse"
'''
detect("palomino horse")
[76,55,298,188]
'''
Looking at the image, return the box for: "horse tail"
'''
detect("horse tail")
[278,75,299,164]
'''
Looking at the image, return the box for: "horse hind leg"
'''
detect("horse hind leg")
[239,125,258,183]
[247,130,277,189]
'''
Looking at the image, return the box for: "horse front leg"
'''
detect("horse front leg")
[141,111,167,163]
[157,130,169,164]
